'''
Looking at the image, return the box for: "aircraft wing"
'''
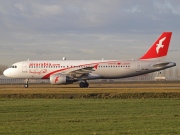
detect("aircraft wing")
[69,67,95,74]
[61,66,97,78]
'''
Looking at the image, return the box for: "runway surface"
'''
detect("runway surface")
[0,81,180,99]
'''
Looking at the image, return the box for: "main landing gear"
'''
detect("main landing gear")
[24,79,29,88]
[79,81,89,88]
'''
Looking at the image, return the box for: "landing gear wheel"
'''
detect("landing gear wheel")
[79,82,85,88]
[84,82,89,87]
[24,84,28,88]
[24,79,29,88]
[79,82,89,88]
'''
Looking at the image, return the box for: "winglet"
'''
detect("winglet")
[139,32,172,61]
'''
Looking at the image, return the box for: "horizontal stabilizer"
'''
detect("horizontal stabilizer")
[152,62,176,68]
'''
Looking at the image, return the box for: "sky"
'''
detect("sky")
[0,0,180,67]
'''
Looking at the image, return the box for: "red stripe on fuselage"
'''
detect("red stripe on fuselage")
[42,61,119,79]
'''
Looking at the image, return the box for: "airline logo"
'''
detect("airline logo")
[55,76,59,83]
[29,69,47,75]
[139,32,172,60]
[156,37,166,54]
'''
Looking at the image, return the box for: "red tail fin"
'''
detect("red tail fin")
[139,32,172,60]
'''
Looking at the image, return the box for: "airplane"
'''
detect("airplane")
[3,32,176,88]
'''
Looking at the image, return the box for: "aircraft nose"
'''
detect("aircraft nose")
[3,69,10,77]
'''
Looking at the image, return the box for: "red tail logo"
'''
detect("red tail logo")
[156,37,166,54]
[140,32,172,60]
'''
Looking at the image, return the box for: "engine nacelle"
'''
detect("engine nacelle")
[50,74,73,85]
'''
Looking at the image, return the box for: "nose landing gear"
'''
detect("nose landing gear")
[24,79,29,88]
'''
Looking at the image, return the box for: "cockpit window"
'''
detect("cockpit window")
[11,65,17,68]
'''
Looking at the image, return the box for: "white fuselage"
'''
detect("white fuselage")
[3,60,175,80]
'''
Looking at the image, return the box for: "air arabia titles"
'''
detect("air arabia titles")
[29,62,60,67]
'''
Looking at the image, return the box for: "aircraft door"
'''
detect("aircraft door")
[136,61,141,72]
[22,62,28,72]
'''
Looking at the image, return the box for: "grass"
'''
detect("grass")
[0,98,180,135]
[0,83,180,134]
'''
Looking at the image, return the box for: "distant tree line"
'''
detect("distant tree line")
[0,64,8,75]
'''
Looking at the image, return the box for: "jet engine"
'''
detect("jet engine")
[50,74,73,85]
